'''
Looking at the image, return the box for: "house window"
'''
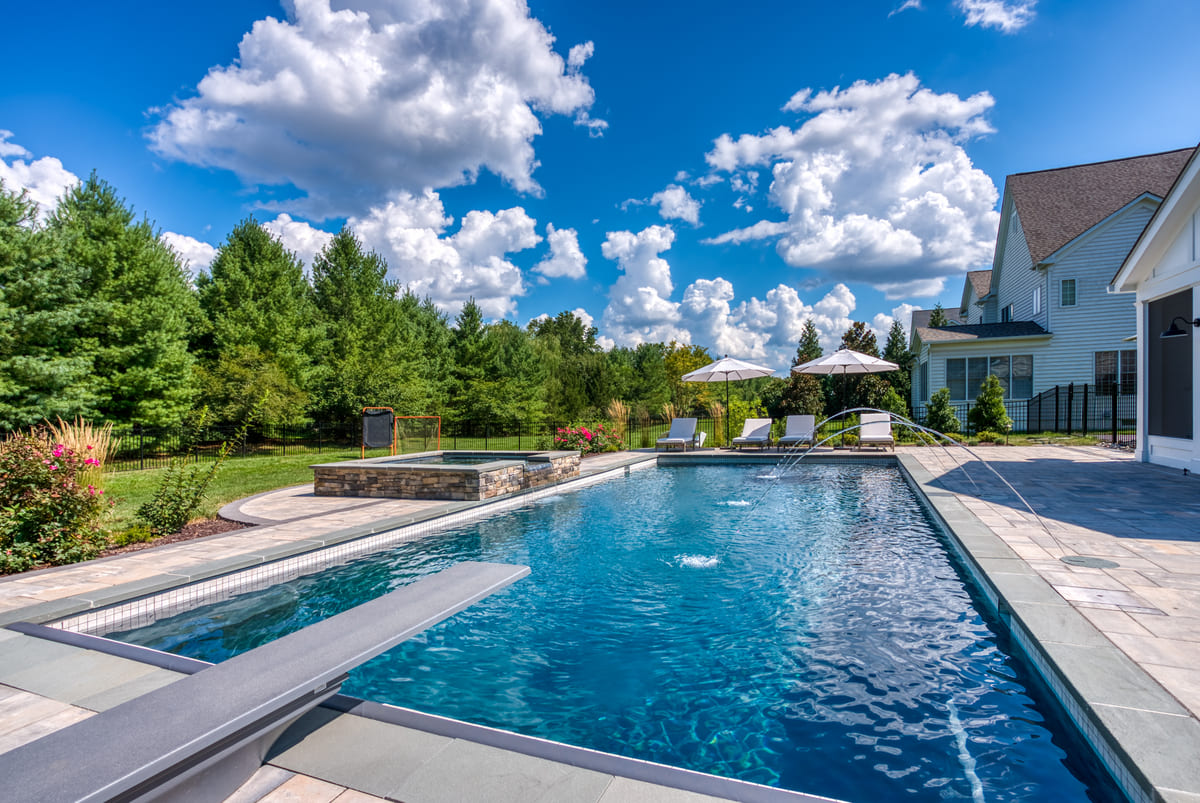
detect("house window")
[946,354,1034,400]
[917,360,929,402]
[1061,279,1077,307]
[1001,304,1014,322]
[1095,350,1137,395]
[1032,286,1042,314]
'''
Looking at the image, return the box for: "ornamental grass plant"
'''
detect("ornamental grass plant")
[46,416,119,491]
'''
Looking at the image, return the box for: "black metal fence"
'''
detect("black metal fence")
[911,383,1136,445]
[1026,383,1136,446]
[74,388,1144,472]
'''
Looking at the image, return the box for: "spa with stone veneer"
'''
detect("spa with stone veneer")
[311,450,580,501]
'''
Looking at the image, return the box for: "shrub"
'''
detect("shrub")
[552,423,623,455]
[137,406,258,537]
[924,388,961,434]
[976,430,1004,443]
[0,431,112,574]
[969,374,1012,434]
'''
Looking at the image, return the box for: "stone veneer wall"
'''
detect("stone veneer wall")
[313,452,581,501]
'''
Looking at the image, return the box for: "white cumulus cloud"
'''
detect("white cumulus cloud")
[956,0,1036,32]
[703,73,1000,294]
[161,232,218,278]
[0,131,80,220]
[262,212,335,271]
[350,190,541,319]
[533,223,587,279]
[650,184,701,226]
[149,0,604,218]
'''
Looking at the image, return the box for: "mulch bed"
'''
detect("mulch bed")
[99,518,252,558]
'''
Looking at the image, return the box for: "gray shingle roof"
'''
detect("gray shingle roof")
[1007,147,1194,265]
[915,321,1050,343]
[967,269,992,299]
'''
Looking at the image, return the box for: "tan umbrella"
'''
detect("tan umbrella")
[682,355,775,445]
[792,347,898,445]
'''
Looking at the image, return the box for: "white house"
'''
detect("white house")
[912,149,1194,420]
[1111,144,1200,470]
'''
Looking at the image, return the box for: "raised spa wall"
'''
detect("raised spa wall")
[311,450,581,501]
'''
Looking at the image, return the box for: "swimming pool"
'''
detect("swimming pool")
[109,464,1120,801]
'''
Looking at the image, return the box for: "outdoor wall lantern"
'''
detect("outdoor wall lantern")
[1159,316,1200,339]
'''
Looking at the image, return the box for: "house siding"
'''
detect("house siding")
[993,211,1038,326]
[1034,199,1153,388]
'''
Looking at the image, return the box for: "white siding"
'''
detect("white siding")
[992,211,1038,326]
[1034,199,1153,388]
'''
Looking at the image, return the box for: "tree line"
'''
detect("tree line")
[0,174,915,431]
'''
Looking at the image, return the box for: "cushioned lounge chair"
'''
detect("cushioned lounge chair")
[732,418,772,450]
[778,415,816,450]
[656,417,698,451]
[858,412,894,451]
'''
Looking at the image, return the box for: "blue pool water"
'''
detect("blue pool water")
[110,465,1119,802]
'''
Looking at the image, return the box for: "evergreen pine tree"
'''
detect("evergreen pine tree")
[968,374,1012,434]
[311,228,425,419]
[779,318,824,417]
[929,303,949,327]
[882,319,914,415]
[0,182,99,428]
[49,173,198,425]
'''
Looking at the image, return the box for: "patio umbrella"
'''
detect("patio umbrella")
[682,355,775,445]
[791,347,899,445]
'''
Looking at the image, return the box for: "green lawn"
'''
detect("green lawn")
[103,448,376,529]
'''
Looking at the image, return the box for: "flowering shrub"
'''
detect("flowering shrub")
[552,423,623,455]
[0,432,112,574]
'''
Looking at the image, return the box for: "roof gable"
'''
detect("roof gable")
[1007,148,1194,265]
[1114,144,1200,291]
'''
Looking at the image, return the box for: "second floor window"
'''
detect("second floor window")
[1033,286,1042,314]
[1061,278,1077,307]
[1001,304,1014,322]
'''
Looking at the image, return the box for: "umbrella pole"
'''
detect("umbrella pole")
[725,377,730,447]
[841,370,847,448]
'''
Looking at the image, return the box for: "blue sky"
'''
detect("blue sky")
[3,0,1198,371]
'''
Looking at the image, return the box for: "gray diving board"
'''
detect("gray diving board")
[0,560,529,803]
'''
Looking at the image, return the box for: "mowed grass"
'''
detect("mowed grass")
[101,436,511,530]
[103,448,370,529]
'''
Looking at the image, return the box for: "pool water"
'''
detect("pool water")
[109,465,1120,802]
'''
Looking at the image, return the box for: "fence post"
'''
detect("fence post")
[1112,382,1119,446]
[1070,384,1080,434]
[138,425,144,471]
[1081,384,1089,437]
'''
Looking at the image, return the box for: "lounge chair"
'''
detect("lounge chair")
[778,415,816,450]
[732,418,772,450]
[657,417,698,451]
[858,412,894,451]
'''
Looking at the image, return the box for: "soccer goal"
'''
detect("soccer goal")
[395,415,442,453]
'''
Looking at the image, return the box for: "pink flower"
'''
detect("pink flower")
[84,458,100,467]
[86,444,94,450]
[48,464,58,471]
[52,445,65,458]
[87,485,96,496]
